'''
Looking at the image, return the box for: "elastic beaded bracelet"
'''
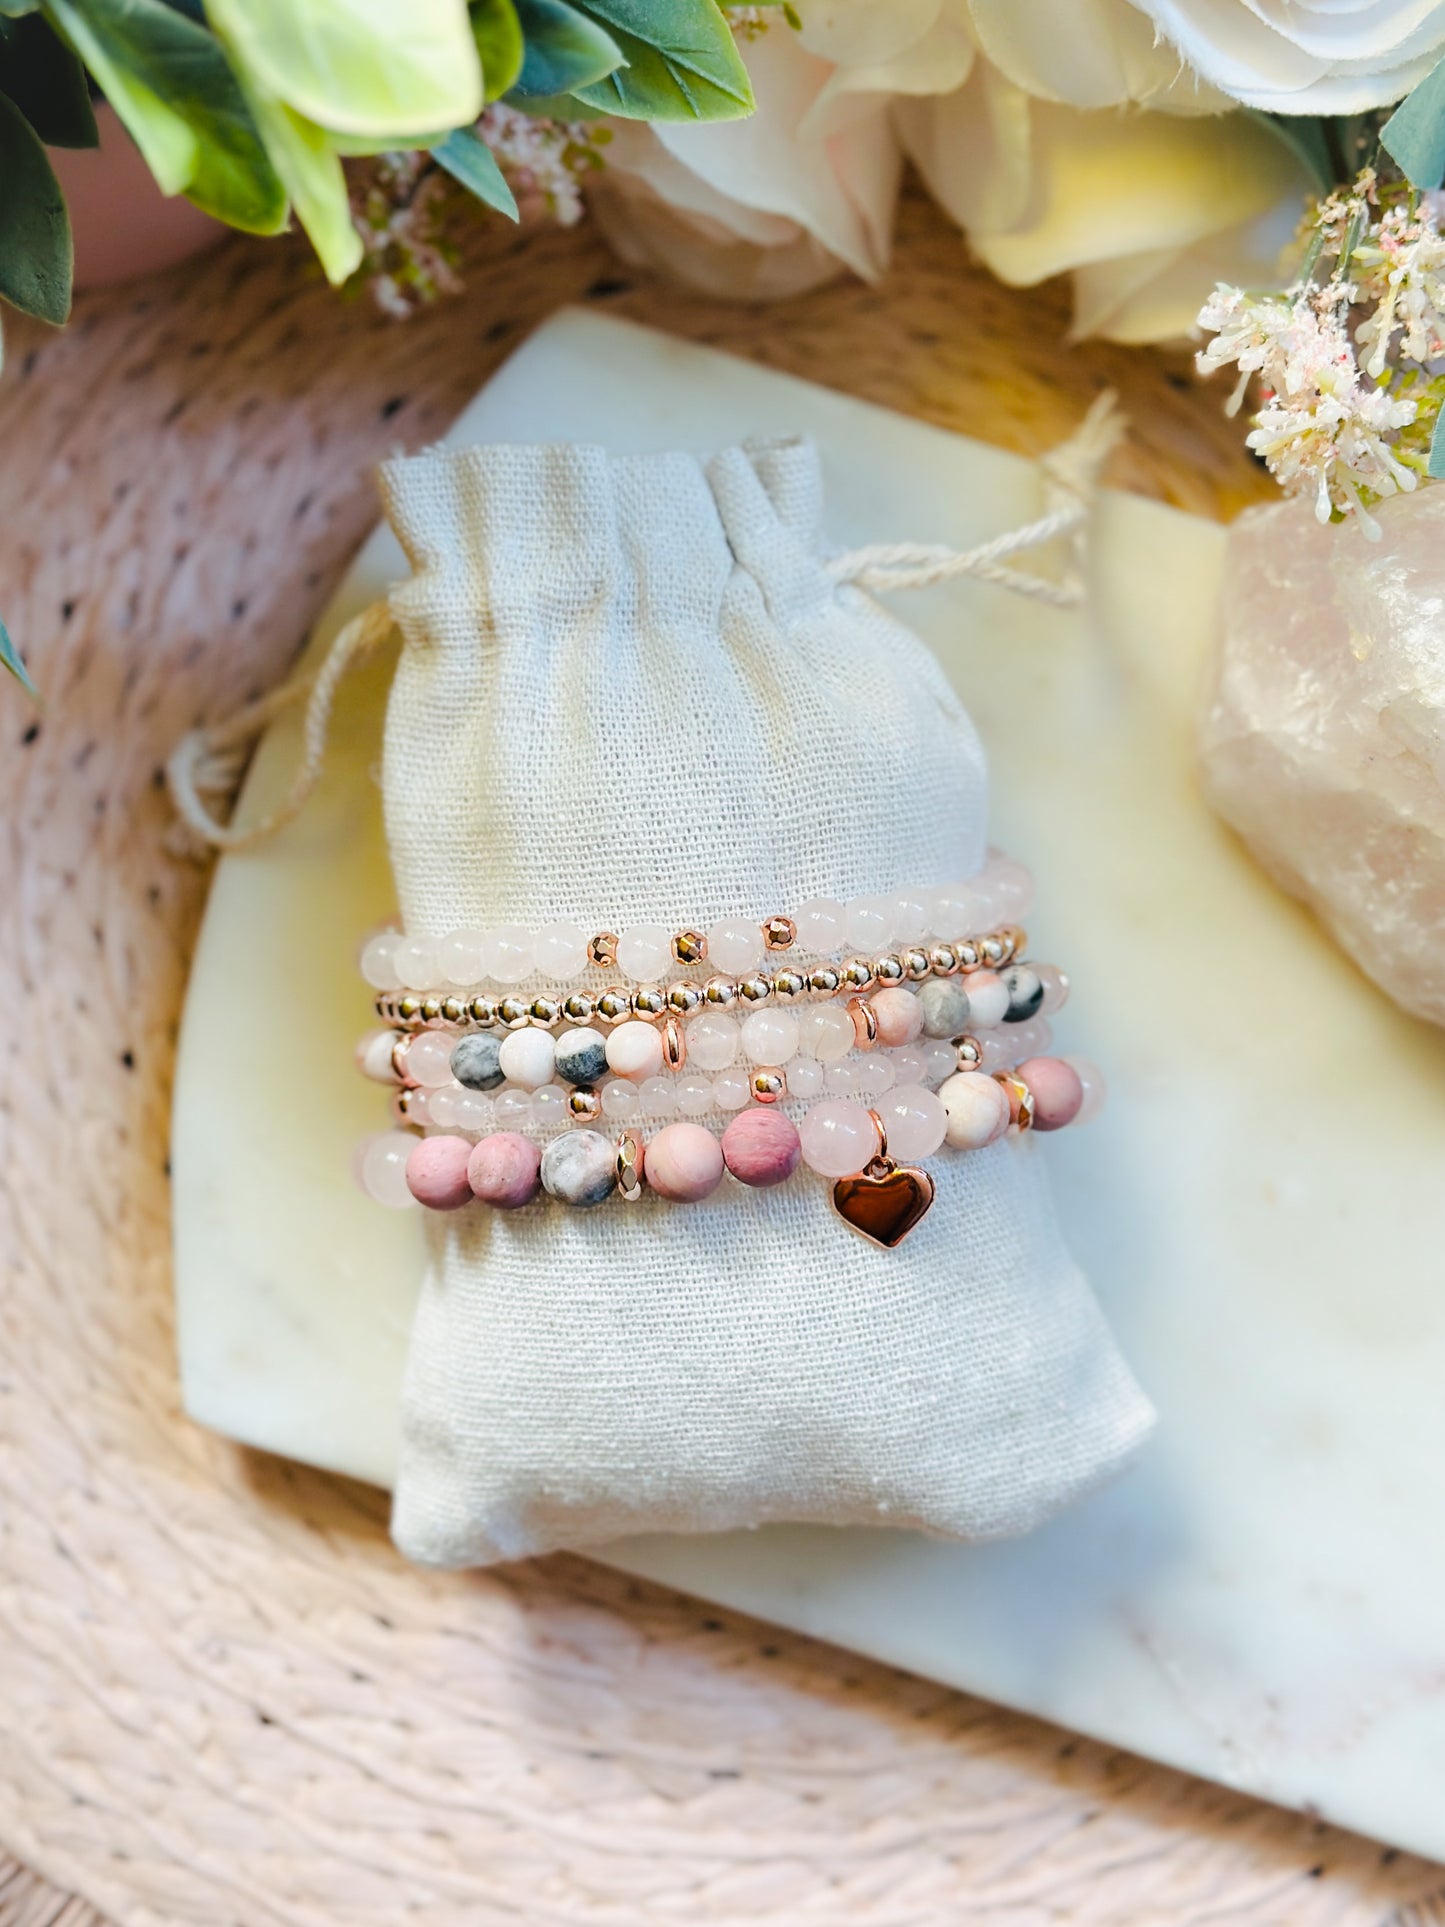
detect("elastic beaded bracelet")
[359,859,1037,993]
[361,1054,1102,1250]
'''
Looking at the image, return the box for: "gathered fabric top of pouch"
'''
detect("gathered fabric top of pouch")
[377,436,987,939]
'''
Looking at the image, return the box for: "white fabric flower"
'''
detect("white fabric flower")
[595,3,1312,342]
[1126,0,1445,114]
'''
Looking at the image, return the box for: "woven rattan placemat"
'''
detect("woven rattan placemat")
[3,186,1442,1927]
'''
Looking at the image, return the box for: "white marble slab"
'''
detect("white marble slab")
[172,309,1445,1863]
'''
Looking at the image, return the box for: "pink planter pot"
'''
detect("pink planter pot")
[50,103,226,291]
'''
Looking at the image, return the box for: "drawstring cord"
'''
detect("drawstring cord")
[166,395,1122,854]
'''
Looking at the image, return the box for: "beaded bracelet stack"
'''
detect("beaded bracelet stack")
[354,861,1104,1249]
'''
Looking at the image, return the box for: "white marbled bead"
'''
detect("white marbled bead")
[498,1028,556,1091]
[540,1129,616,1208]
[917,976,971,1039]
[606,1020,664,1080]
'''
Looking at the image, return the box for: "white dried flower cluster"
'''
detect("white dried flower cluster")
[479,103,594,229]
[1197,187,1445,532]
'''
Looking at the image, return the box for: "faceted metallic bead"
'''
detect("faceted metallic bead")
[703,975,738,1010]
[392,1086,424,1123]
[903,947,932,982]
[929,944,959,976]
[529,993,561,1029]
[562,990,596,1024]
[467,994,497,1027]
[673,929,707,966]
[588,931,619,969]
[762,915,797,952]
[751,1066,786,1104]
[420,996,444,1025]
[632,984,666,1019]
[666,979,704,1017]
[499,995,532,1029]
[440,995,466,1024]
[873,954,906,987]
[737,972,773,1007]
[839,956,875,994]
[956,941,981,973]
[953,1033,984,1072]
[397,994,422,1023]
[807,963,842,1000]
[978,934,1007,967]
[568,1087,602,1121]
[994,1070,1035,1131]
[596,986,632,1024]
[615,1130,644,1202]
[772,966,807,1004]
[999,924,1027,961]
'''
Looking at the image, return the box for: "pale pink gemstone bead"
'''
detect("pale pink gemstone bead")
[870,986,923,1047]
[984,854,1035,919]
[359,931,400,989]
[824,1061,862,1097]
[711,1070,752,1112]
[1063,1056,1107,1123]
[787,1056,825,1098]
[963,969,1009,1029]
[877,1083,946,1160]
[1018,1056,1084,1132]
[675,1075,715,1118]
[798,1003,854,1063]
[919,1040,958,1087]
[531,1083,569,1128]
[799,1099,877,1178]
[406,1135,475,1210]
[616,923,672,980]
[844,896,890,951]
[356,1029,401,1084]
[360,1132,419,1208]
[939,1071,1011,1150]
[533,921,588,978]
[404,1030,457,1090]
[482,925,533,984]
[980,1033,1013,1071]
[721,1108,801,1188]
[1005,1016,1053,1061]
[708,917,763,975]
[1037,965,1071,1016]
[467,1131,541,1209]
[645,1121,725,1201]
[889,891,932,945]
[436,928,486,987]
[638,1076,675,1117]
[929,884,984,937]
[601,1078,641,1122]
[890,1046,926,1086]
[854,1056,895,1097]
[687,1012,739,1071]
[794,898,846,953]
[394,936,437,991]
[740,1008,798,1064]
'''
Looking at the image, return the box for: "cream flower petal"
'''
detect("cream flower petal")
[651,21,900,280]
[1069,197,1302,340]
[894,62,1035,236]
[968,0,1219,109]
[794,0,946,69]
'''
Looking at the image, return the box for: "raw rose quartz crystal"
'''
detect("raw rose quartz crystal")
[1199,492,1445,1027]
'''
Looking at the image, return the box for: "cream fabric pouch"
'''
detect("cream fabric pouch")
[376,435,1153,1568]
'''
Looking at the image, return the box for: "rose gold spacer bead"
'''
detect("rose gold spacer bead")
[840,956,875,994]
[595,986,632,1025]
[737,972,773,1008]
[978,933,1007,968]
[751,1067,786,1104]
[390,1035,419,1086]
[661,1015,687,1072]
[999,924,1027,960]
[873,953,906,987]
[499,995,531,1029]
[568,1087,602,1122]
[956,941,982,973]
[468,994,497,1027]
[903,946,931,982]
[673,929,708,966]
[666,979,704,1017]
[615,1129,644,1201]
[762,915,797,952]
[929,944,959,977]
[588,932,618,969]
[807,963,843,1000]
[632,984,667,1020]
[848,997,879,1049]
[704,975,738,1010]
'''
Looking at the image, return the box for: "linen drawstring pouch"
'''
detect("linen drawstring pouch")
[364,433,1154,1569]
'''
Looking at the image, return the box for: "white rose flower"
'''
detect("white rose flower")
[593,1,1312,341]
[1126,0,1445,113]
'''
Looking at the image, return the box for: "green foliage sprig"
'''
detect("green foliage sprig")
[0,0,756,690]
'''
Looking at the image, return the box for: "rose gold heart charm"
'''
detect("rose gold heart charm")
[832,1155,935,1250]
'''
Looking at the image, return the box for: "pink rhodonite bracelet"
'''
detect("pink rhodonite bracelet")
[356,1058,1103,1251]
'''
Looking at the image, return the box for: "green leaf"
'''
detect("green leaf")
[570,0,750,120]
[1243,109,1332,195]
[234,81,362,282]
[472,0,522,100]
[431,123,517,218]
[507,86,607,118]
[0,612,37,698]
[510,0,619,99]
[1382,52,1445,188]
[44,0,287,231]
[0,13,97,143]
[0,87,70,321]
[203,0,481,140]
[0,1,41,14]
